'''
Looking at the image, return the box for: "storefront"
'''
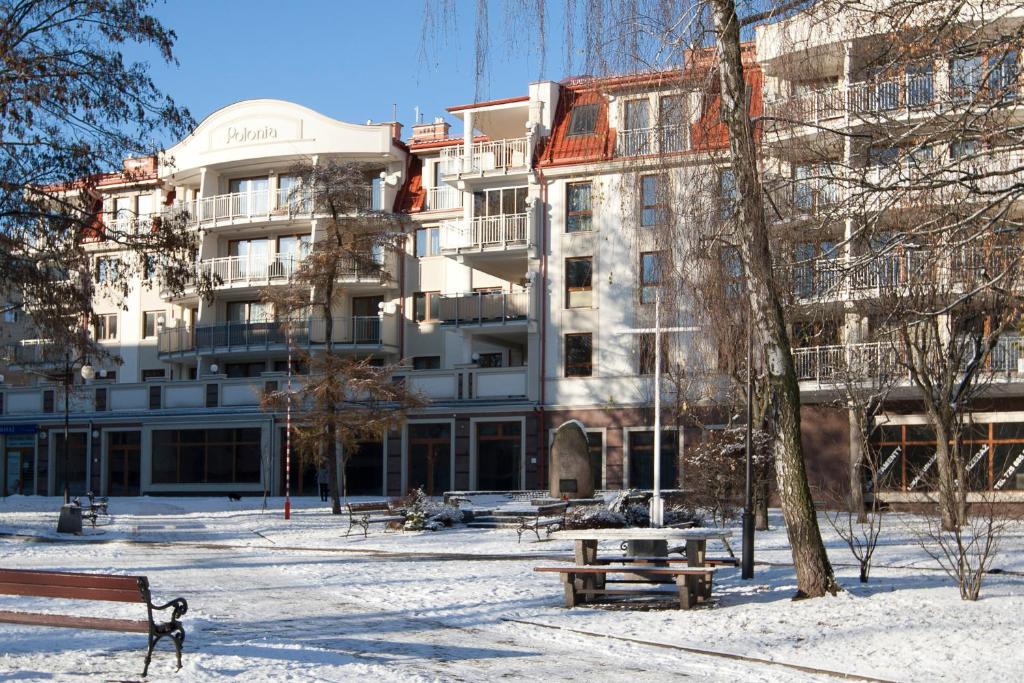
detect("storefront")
[3,431,36,495]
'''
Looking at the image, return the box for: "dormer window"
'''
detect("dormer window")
[568,103,599,136]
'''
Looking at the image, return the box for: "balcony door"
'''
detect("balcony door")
[107,432,140,496]
[229,238,270,280]
[228,177,269,216]
[352,296,383,343]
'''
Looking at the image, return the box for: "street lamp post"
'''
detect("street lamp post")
[741,316,755,580]
[61,359,94,503]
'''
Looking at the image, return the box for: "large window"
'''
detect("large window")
[228,176,269,214]
[227,301,271,323]
[413,291,440,322]
[628,430,679,489]
[415,227,440,257]
[624,98,650,130]
[871,422,1024,491]
[152,428,261,485]
[565,257,593,308]
[476,421,521,490]
[473,186,528,217]
[988,50,1019,100]
[96,257,120,283]
[565,333,593,377]
[94,313,118,340]
[640,252,662,304]
[950,54,983,101]
[566,182,593,233]
[567,103,599,136]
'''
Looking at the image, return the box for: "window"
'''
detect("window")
[142,310,165,339]
[951,139,978,161]
[567,103,599,136]
[640,252,662,304]
[151,428,262,484]
[869,146,900,167]
[227,301,271,323]
[624,98,650,130]
[94,313,117,340]
[96,257,120,283]
[718,169,737,220]
[906,61,934,107]
[988,50,1018,100]
[412,356,441,370]
[142,369,165,381]
[136,194,153,217]
[413,291,440,322]
[628,430,679,489]
[415,227,440,257]
[144,254,158,281]
[637,333,669,375]
[477,352,503,368]
[225,362,266,378]
[640,175,665,226]
[566,182,593,233]
[565,257,593,308]
[228,177,269,214]
[565,333,593,377]
[587,432,604,490]
[2,306,16,323]
[659,95,687,152]
[473,186,528,217]
[950,54,983,101]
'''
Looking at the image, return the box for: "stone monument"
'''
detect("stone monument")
[549,420,593,498]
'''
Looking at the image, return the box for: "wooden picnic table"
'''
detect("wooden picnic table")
[549,527,732,567]
[541,528,733,608]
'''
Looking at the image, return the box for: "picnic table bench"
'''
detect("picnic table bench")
[516,502,568,542]
[534,565,718,609]
[537,528,733,609]
[0,567,187,677]
[344,501,406,537]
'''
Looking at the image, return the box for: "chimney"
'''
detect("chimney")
[122,155,157,178]
[410,116,451,143]
[388,121,403,141]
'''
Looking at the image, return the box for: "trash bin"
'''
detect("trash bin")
[57,504,83,534]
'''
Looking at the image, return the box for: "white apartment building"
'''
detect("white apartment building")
[2,6,1023,501]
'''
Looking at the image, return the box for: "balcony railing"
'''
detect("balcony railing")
[197,254,302,287]
[105,215,156,235]
[437,291,530,326]
[440,213,529,252]
[425,186,463,211]
[439,137,530,175]
[615,124,689,157]
[158,315,396,356]
[793,342,901,382]
[164,185,377,228]
[394,366,528,401]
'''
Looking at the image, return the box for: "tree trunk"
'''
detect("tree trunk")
[927,408,964,532]
[710,0,838,598]
[849,408,867,523]
[323,291,342,515]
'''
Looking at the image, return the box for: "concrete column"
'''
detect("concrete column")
[462,110,474,174]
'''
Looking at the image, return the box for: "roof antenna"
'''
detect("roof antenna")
[414,105,422,123]
[392,103,397,121]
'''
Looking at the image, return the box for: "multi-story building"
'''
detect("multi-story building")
[2,10,1022,501]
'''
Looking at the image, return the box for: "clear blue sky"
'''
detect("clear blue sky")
[129,0,565,145]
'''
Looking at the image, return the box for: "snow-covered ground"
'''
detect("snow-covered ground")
[1,495,1021,682]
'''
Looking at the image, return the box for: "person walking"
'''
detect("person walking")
[317,464,330,502]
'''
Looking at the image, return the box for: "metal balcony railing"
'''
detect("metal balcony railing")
[792,342,901,382]
[425,186,463,211]
[164,185,377,227]
[440,213,529,252]
[439,137,530,175]
[437,291,530,326]
[157,315,395,356]
[615,124,689,157]
[197,254,302,287]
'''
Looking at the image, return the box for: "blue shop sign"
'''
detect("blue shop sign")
[0,424,38,435]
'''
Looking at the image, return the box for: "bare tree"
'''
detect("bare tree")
[0,1,198,345]
[261,160,423,513]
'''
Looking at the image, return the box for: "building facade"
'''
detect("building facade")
[2,9,1023,502]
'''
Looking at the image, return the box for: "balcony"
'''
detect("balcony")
[425,186,463,211]
[395,366,529,402]
[163,185,379,229]
[194,253,389,292]
[439,137,530,178]
[158,314,398,358]
[615,124,689,157]
[437,290,530,327]
[439,212,531,280]
[105,215,157,236]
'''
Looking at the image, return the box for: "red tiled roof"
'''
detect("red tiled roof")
[535,86,614,168]
[396,155,425,213]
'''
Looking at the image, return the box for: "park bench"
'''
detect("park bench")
[516,502,568,542]
[667,544,740,567]
[0,567,187,677]
[344,501,406,537]
[73,491,109,528]
[534,564,718,609]
[598,555,740,568]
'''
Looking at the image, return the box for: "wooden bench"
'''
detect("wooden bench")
[598,555,741,568]
[534,565,718,609]
[516,502,568,542]
[344,501,406,537]
[0,568,187,677]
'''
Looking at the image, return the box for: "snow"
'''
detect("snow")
[1,495,1021,681]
